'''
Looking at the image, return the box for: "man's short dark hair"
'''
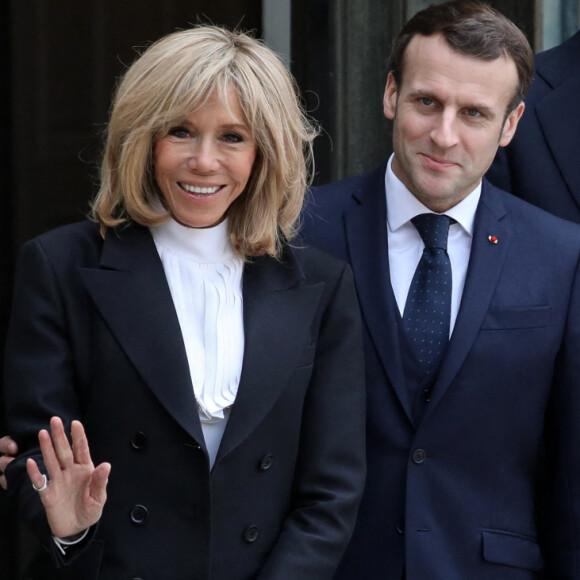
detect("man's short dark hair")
[388,0,534,114]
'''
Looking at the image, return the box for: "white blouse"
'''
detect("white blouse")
[151,217,244,467]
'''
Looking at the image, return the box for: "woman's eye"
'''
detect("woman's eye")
[168,127,190,138]
[223,132,244,143]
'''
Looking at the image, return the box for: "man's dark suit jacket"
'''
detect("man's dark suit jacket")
[4,220,365,580]
[300,165,580,579]
[487,31,580,223]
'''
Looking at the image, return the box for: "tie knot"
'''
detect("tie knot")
[411,213,453,250]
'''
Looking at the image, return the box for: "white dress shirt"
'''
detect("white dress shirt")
[151,216,244,468]
[385,154,480,335]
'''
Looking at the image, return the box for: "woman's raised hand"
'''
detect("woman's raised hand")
[26,417,111,539]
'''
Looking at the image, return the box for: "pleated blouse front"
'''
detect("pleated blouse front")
[151,217,244,466]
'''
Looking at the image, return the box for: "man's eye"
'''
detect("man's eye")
[420,97,434,106]
[466,109,482,118]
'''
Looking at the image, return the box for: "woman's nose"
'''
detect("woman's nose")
[187,139,220,172]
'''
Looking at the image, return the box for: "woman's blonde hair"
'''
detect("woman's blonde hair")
[91,26,318,257]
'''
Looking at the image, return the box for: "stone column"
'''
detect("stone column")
[292,0,405,183]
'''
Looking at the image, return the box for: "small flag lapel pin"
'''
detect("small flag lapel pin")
[488,235,498,244]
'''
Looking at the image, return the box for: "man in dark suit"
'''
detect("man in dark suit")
[487,30,580,223]
[301,2,580,578]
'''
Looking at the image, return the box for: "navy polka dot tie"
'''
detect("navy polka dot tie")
[403,213,454,374]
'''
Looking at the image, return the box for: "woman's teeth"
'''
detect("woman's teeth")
[181,184,220,194]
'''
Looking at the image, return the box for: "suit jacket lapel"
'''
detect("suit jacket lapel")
[534,33,580,209]
[78,224,205,448]
[344,167,412,421]
[426,182,512,414]
[216,248,325,461]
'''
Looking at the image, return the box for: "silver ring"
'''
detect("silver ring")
[32,473,48,492]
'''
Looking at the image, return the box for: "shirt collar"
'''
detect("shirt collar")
[385,153,480,237]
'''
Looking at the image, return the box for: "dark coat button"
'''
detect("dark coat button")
[130,431,147,450]
[243,525,260,543]
[259,454,274,471]
[422,388,432,402]
[412,449,426,464]
[396,521,405,535]
[130,505,148,525]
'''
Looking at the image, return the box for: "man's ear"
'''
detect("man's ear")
[383,73,398,121]
[499,101,525,147]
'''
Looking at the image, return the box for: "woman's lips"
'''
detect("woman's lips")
[179,183,222,195]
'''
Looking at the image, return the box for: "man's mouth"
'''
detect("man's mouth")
[421,153,457,169]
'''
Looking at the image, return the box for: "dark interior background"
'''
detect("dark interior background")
[0,1,561,577]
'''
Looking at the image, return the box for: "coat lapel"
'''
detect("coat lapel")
[426,182,512,415]
[216,248,325,460]
[78,224,205,448]
[344,168,412,421]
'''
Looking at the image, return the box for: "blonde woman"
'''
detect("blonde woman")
[4,27,365,580]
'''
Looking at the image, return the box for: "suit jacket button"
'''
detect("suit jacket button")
[130,431,147,450]
[396,521,405,535]
[259,454,274,471]
[412,449,426,464]
[243,525,260,543]
[422,388,432,402]
[130,505,148,525]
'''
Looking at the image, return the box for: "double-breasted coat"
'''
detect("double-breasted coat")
[4,220,366,580]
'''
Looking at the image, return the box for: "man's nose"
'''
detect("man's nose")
[430,112,459,149]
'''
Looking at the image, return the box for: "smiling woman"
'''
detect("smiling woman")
[153,87,257,229]
[93,26,315,258]
[3,26,366,580]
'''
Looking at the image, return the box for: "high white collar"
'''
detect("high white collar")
[151,215,235,264]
